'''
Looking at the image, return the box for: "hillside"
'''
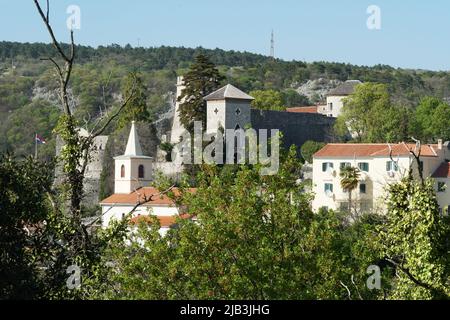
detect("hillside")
[1,41,450,160]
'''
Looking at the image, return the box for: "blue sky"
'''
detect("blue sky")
[1,0,449,70]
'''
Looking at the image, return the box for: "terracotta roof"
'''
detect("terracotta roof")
[130,214,192,228]
[432,162,450,178]
[314,143,439,158]
[327,80,362,97]
[100,187,196,206]
[204,84,254,101]
[286,106,318,114]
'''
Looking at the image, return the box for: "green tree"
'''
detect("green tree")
[281,89,311,107]
[178,55,224,133]
[300,140,325,163]
[337,83,408,143]
[249,89,285,111]
[96,147,359,299]
[117,72,151,129]
[339,166,361,217]
[378,176,450,299]
[411,97,450,142]
[0,155,52,299]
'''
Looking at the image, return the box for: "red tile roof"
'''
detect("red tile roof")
[314,143,439,158]
[100,187,196,206]
[130,214,192,227]
[432,162,450,178]
[286,106,318,114]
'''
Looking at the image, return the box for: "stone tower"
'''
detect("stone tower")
[170,76,186,144]
[114,121,153,194]
[204,84,254,134]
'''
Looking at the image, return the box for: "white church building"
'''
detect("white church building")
[100,121,194,234]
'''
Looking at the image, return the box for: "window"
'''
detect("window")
[358,162,369,172]
[322,162,334,172]
[235,124,241,131]
[340,162,351,170]
[324,183,334,193]
[386,161,399,172]
[120,165,125,178]
[339,202,349,211]
[235,108,241,116]
[138,165,145,179]
[328,102,333,111]
[438,182,446,193]
[360,183,367,194]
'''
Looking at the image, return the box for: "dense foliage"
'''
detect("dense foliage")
[89,147,449,300]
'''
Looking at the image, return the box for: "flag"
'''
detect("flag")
[36,134,47,145]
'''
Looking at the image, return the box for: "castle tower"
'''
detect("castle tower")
[204,84,254,134]
[170,76,187,144]
[114,121,153,194]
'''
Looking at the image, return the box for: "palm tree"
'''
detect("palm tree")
[339,166,361,216]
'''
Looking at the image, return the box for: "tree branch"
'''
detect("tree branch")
[33,0,70,62]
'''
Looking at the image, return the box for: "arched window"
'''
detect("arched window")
[138,165,145,179]
[235,124,241,131]
[120,165,125,178]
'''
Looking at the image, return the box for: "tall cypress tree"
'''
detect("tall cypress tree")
[178,55,224,133]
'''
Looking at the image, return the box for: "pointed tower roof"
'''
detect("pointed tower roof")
[125,121,143,156]
[115,121,152,160]
[204,84,254,101]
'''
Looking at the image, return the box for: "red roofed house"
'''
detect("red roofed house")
[99,122,195,235]
[312,140,450,215]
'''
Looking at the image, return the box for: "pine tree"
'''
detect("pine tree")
[178,55,224,133]
[117,72,151,129]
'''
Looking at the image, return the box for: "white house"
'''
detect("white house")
[100,121,195,234]
[312,141,450,215]
[319,80,361,118]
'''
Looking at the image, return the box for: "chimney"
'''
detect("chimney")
[438,139,443,150]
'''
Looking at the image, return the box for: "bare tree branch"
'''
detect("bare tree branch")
[33,0,71,62]
[91,81,137,139]
[340,281,352,300]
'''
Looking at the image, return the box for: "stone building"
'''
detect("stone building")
[54,128,108,208]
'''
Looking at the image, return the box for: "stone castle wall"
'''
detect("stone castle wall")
[251,109,336,149]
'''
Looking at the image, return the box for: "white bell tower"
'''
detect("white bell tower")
[114,121,153,194]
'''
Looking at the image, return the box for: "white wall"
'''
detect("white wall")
[101,204,180,228]
[322,96,345,118]
[313,156,411,213]
[206,100,227,134]
[170,76,187,144]
[313,152,449,213]
[436,178,450,214]
[114,158,153,194]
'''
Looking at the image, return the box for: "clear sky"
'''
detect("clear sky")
[1,0,449,71]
